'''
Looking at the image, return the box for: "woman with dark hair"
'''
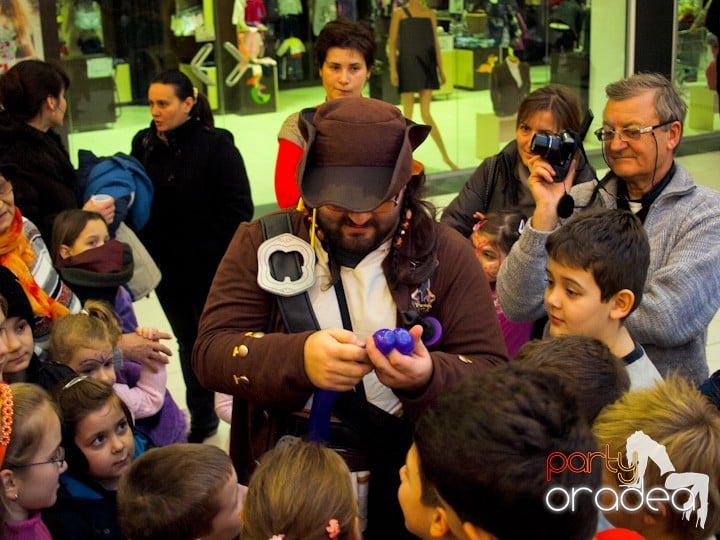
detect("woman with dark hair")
[0,59,114,240]
[440,84,596,237]
[274,18,376,209]
[131,69,254,443]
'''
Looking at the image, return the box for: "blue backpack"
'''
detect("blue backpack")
[78,150,154,233]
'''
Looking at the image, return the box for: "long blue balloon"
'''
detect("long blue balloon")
[308,389,339,444]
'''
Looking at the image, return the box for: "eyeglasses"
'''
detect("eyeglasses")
[0,181,13,197]
[9,446,65,469]
[324,192,401,214]
[593,120,676,142]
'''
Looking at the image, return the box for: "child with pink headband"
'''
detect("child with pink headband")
[0,383,67,539]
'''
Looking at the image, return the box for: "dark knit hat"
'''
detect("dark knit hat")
[0,266,35,323]
[297,97,431,212]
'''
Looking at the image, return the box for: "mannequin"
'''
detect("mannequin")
[388,0,458,170]
[490,47,530,116]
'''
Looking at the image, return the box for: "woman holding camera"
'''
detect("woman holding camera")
[440,84,596,237]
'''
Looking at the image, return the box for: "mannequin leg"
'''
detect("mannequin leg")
[417,89,458,170]
[401,91,415,119]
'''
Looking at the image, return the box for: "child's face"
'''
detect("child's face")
[544,258,615,340]
[2,316,34,374]
[66,339,116,385]
[9,403,67,514]
[398,444,439,540]
[205,468,245,540]
[59,219,110,258]
[471,233,504,283]
[74,400,134,490]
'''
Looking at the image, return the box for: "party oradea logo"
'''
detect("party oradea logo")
[544,430,709,529]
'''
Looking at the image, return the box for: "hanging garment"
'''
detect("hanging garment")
[397,8,439,93]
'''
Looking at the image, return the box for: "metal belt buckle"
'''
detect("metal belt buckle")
[257,233,316,296]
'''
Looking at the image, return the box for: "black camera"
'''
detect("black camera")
[530,131,579,181]
[529,110,594,182]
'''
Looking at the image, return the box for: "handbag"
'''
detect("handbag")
[114,222,161,300]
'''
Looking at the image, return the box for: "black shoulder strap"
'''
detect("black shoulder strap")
[402,6,411,17]
[261,213,320,333]
[483,155,501,213]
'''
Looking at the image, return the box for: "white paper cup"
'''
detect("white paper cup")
[92,194,112,203]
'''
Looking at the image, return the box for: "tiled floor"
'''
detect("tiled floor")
[132,150,720,449]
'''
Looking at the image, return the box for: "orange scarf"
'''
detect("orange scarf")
[0,209,69,320]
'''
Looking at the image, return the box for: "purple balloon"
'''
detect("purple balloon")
[393,328,414,354]
[373,328,396,355]
[422,317,443,347]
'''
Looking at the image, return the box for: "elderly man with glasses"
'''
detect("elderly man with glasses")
[497,72,720,385]
[192,97,507,540]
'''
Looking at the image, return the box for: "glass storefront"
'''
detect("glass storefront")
[12,1,716,207]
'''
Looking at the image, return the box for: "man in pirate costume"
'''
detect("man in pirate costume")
[192,97,507,539]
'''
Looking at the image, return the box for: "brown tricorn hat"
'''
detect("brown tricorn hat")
[297,97,431,212]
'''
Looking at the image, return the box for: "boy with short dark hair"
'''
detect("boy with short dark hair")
[544,207,661,388]
[398,364,600,540]
[514,335,630,423]
[118,443,246,540]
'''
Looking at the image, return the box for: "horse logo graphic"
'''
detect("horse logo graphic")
[625,431,709,528]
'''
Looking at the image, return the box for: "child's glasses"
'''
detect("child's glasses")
[9,446,65,468]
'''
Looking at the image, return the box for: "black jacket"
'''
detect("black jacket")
[0,112,80,240]
[43,475,124,540]
[440,140,597,237]
[131,117,254,292]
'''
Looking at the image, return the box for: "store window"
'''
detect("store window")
[47,0,718,209]
[675,0,719,138]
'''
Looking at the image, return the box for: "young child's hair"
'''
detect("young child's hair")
[0,383,61,528]
[49,299,121,365]
[54,377,133,479]
[472,210,526,256]
[0,266,34,326]
[118,443,238,540]
[49,209,107,265]
[593,374,720,539]
[413,363,599,540]
[545,208,649,315]
[514,336,631,422]
[242,439,358,540]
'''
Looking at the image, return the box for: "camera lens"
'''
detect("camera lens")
[530,133,562,159]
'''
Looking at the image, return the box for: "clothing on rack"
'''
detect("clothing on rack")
[313,0,338,36]
[278,0,303,15]
[246,0,267,26]
[232,0,247,25]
